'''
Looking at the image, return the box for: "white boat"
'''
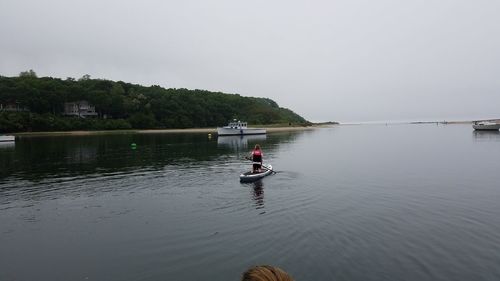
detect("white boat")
[0,135,15,142]
[472,121,500,131]
[217,120,266,136]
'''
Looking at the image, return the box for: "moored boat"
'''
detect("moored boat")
[472,121,500,131]
[0,135,15,142]
[217,120,266,136]
[240,164,273,182]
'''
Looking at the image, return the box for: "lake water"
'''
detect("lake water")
[1,124,500,281]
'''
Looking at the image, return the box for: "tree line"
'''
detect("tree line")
[0,71,309,132]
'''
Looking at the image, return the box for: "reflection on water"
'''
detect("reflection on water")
[0,142,15,150]
[217,134,267,151]
[473,130,500,142]
[0,132,293,182]
[251,180,265,213]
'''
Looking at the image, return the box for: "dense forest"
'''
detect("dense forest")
[0,71,309,132]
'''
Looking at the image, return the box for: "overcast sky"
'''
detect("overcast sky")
[1,0,499,123]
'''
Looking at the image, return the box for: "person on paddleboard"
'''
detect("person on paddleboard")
[250,144,263,173]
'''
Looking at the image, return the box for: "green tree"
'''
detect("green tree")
[78,74,91,81]
[19,69,37,78]
[0,75,310,132]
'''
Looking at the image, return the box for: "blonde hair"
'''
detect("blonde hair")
[241,265,294,281]
[254,144,261,150]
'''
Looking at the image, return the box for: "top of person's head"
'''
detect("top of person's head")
[241,265,294,281]
[254,144,261,150]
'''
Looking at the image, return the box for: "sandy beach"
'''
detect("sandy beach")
[12,125,326,137]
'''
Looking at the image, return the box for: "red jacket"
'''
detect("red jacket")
[252,149,263,162]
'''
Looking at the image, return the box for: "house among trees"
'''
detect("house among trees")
[0,101,29,112]
[64,101,98,118]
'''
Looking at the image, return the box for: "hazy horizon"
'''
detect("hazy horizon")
[1,0,499,123]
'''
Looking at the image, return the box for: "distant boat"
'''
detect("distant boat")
[217,120,266,136]
[472,121,500,131]
[0,135,15,142]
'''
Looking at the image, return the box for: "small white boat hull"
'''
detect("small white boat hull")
[0,135,15,142]
[473,123,500,131]
[240,165,273,182]
[217,127,266,136]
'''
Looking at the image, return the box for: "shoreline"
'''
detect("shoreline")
[11,125,323,137]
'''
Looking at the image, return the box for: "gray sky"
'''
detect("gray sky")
[1,0,499,123]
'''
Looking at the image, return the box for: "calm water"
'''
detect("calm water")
[1,124,500,281]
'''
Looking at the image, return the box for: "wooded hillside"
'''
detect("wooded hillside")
[0,73,308,132]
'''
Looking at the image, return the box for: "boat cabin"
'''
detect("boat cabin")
[227,120,247,129]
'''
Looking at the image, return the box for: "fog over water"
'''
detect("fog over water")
[1,0,500,122]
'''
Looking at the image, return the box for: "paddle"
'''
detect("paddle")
[261,164,276,174]
[244,156,276,174]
